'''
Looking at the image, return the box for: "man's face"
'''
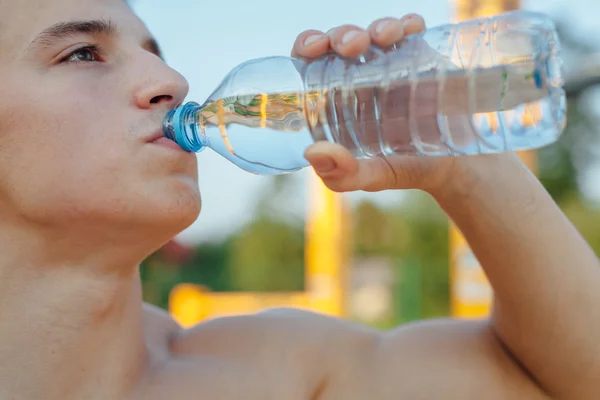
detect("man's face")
[0,0,200,236]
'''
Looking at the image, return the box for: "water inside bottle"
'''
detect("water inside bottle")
[194,92,314,175]
[193,59,564,175]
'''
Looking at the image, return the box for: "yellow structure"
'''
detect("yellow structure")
[450,0,538,319]
[169,171,349,328]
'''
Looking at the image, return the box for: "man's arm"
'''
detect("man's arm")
[433,153,600,399]
[295,15,599,399]
[320,153,600,400]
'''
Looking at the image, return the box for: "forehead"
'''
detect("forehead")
[0,0,147,55]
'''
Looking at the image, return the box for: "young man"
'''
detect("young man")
[0,0,598,399]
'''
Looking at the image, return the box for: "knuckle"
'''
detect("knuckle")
[327,24,361,38]
[325,26,340,37]
[295,30,324,49]
[341,24,361,31]
[370,158,398,190]
[370,17,394,30]
[367,20,382,34]
[330,176,356,193]
[402,165,426,189]
[301,29,323,38]
[322,178,344,192]
[296,30,313,44]
[403,13,423,21]
[402,14,426,28]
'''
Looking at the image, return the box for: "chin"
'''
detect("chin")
[141,180,202,232]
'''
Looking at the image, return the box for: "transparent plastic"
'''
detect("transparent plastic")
[163,10,566,175]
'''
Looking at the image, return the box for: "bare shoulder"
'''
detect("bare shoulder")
[142,302,182,356]
[137,307,347,400]
[140,304,344,364]
[169,307,371,359]
[142,302,181,336]
[181,308,378,390]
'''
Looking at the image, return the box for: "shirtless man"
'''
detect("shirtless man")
[1,0,598,399]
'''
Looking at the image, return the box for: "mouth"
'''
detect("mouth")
[146,131,185,151]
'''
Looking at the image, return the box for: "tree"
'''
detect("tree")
[226,174,305,292]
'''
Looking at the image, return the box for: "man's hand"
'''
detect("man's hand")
[291,14,467,195]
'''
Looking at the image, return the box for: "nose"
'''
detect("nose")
[133,57,190,111]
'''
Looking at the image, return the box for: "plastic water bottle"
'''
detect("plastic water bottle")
[163,10,566,175]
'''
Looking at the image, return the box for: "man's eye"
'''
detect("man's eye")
[60,45,101,64]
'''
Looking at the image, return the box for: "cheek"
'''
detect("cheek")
[1,131,127,222]
[0,83,132,218]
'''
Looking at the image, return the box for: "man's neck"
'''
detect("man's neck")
[0,227,154,399]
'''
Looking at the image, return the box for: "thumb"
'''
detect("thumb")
[304,142,397,192]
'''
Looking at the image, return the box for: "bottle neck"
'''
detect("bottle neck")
[163,102,205,152]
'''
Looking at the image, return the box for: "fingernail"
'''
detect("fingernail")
[376,20,392,35]
[341,30,360,45]
[311,157,336,173]
[304,34,324,47]
[401,15,415,33]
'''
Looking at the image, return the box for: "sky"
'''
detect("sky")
[130,0,600,245]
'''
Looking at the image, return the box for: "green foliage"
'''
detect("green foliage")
[394,192,450,318]
[354,200,409,257]
[140,241,234,308]
[226,216,305,292]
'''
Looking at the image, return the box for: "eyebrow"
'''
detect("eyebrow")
[26,19,164,60]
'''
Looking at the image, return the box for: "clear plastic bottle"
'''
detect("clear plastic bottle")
[163,10,566,175]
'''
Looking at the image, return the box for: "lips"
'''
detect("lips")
[149,135,185,151]
[145,130,166,143]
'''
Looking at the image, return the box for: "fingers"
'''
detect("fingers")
[399,14,426,36]
[305,142,357,178]
[292,13,426,60]
[291,30,329,58]
[367,17,404,47]
[304,143,363,192]
[325,25,371,58]
[368,14,426,47]
[292,25,371,60]
[304,142,399,192]
[305,140,441,193]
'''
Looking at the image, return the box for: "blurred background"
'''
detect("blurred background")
[131,0,600,329]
